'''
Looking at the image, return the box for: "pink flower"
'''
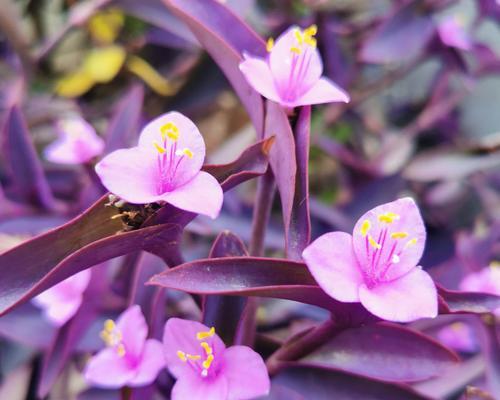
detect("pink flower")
[437,322,478,353]
[437,16,472,51]
[44,116,105,164]
[239,25,350,108]
[302,198,438,322]
[95,112,223,219]
[460,264,500,315]
[32,269,91,326]
[84,305,165,388]
[163,318,270,400]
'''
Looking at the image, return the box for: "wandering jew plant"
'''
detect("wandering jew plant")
[0,0,499,399]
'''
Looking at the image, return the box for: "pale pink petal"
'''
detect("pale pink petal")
[36,297,82,326]
[138,112,205,187]
[128,339,165,386]
[358,267,438,322]
[95,147,160,204]
[222,346,270,400]
[84,347,135,388]
[437,322,478,353]
[437,17,471,51]
[302,232,363,302]
[352,197,426,282]
[269,26,323,100]
[163,318,226,379]
[116,305,147,361]
[171,373,228,400]
[459,267,500,295]
[293,77,350,107]
[239,55,281,103]
[158,171,223,219]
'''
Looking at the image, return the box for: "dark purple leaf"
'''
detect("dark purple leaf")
[360,2,435,64]
[438,286,500,314]
[481,321,500,395]
[163,0,266,133]
[288,106,311,261]
[272,363,430,400]
[1,105,56,210]
[104,84,144,153]
[302,322,458,382]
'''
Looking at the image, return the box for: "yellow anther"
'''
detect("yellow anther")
[378,212,400,224]
[116,343,126,357]
[304,36,317,48]
[290,46,301,55]
[450,322,465,332]
[266,37,274,52]
[104,319,115,332]
[177,351,187,362]
[490,261,500,269]
[404,238,417,248]
[187,354,201,361]
[197,327,215,340]
[304,24,318,36]
[202,354,214,370]
[391,232,408,239]
[154,142,166,154]
[360,220,371,237]
[201,342,213,355]
[176,148,194,159]
[294,29,303,45]
[368,236,381,250]
[160,122,179,141]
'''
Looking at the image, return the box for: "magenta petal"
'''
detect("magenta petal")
[163,318,226,379]
[33,296,82,326]
[138,112,205,186]
[293,77,350,106]
[171,373,228,400]
[95,147,160,204]
[116,305,147,361]
[84,347,135,388]
[158,171,223,219]
[459,267,500,295]
[302,232,363,302]
[358,267,438,322]
[128,339,165,387]
[239,55,281,103]
[352,197,426,282]
[222,346,270,400]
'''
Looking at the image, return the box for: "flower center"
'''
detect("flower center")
[153,122,194,194]
[176,327,217,378]
[360,211,418,286]
[100,319,126,357]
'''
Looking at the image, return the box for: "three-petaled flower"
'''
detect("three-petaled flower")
[33,269,91,326]
[163,318,270,400]
[84,305,165,388]
[239,25,350,108]
[302,198,438,322]
[460,262,500,315]
[44,116,105,164]
[95,112,223,219]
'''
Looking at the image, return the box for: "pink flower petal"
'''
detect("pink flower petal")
[84,347,136,388]
[293,77,350,107]
[95,147,160,204]
[459,267,500,295]
[358,267,438,322]
[158,171,223,219]
[116,305,147,361]
[352,197,426,282]
[222,345,270,400]
[138,112,205,187]
[239,55,281,103]
[302,232,363,302]
[128,339,165,387]
[171,372,228,400]
[437,322,478,353]
[437,17,472,51]
[269,26,323,101]
[34,297,82,327]
[163,318,226,379]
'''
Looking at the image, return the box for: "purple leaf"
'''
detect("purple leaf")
[264,101,297,256]
[271,363,430,400]
[163,0,266,133]
[301,322,458,382]
[288,106,311,261]
[202,231,249,344]
[360,2,435,64]
[104,84,144,153]
[438,286,500,314]
[1,105,56,210]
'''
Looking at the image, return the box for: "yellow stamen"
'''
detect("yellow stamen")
[490,261,500,269]
[391,232,408,239]
[160,122,179,141]
[368,235,381,250]
[154,142,166,154]
[177,351,187,362]
[378,212,400,224]
[197,327,215,340]
[202,354,214,370]
[290,46,301,55]
[360,220,371,237]
[294,29,303,45]
[104,319,115,332]
[116,343,126,357]
[200,342,213,355]
[187,354,201,361]
[176,148,194,159]
[304,36,317,48]
[304,24,318,36]
[405,238,418,248]
[266,37,274,52]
